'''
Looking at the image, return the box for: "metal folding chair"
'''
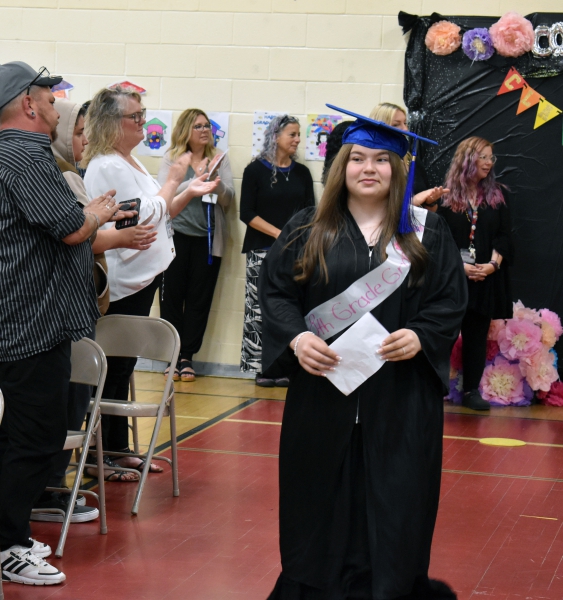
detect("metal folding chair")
[92,315,180,515]
[30,338,108,557]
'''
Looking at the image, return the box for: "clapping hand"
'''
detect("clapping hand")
[188,172,221,196]
[121,224,157,251]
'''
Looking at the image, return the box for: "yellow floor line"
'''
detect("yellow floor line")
[520,515,558,521]
[444,434,563,449]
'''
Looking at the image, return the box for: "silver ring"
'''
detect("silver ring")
[402,347,406,356]
[105,204,111,210]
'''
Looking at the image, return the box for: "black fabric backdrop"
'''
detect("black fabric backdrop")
[400,11,563,374]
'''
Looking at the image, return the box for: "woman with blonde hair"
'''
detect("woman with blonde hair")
[369,102,447,210]
[260,105,465,598]
[83,87,219,479]
[157,109,235,382]
[440,136,513,411]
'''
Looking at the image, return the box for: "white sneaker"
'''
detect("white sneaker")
[0,545,65,585]
[29,538,52,558]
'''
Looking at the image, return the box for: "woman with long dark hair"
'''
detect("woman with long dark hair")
[440,137,513,411]
[259,107,467,598]
[239,114,315,386]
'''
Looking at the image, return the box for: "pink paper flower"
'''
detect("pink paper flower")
[541,322,557,348]
[487,319,505,341]
[450,335,463,371]
[481,355,528,405]
[497,318,543,360]
[513,300,540,323]
[540,308,563,339]
[520,347,559,392]
[425,21,462,56]
[489,12,534,57]
[486,340,500,362]
[538,381,563,407]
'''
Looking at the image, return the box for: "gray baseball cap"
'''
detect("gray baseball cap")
[0,62,62,110]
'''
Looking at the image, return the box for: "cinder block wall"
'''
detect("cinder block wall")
[1,0,560,371]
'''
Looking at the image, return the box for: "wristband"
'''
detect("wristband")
[489,259,499,271]
[422,199,439,208]
[293,331,315,357]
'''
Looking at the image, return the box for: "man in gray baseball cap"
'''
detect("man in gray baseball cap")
[0,62,62,111]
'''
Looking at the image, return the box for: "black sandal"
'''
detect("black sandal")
[179,359,195,382]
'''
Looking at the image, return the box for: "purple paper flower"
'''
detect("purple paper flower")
[462,28,495,61]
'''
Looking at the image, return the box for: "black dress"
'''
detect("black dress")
[259,208,467,599]
[438,191,513,319]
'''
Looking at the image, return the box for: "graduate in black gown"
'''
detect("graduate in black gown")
[259,106,468,599]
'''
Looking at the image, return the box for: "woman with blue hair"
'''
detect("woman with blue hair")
[239,114,315,386]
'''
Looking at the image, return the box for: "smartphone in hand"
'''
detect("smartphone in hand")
[115,198,141,230]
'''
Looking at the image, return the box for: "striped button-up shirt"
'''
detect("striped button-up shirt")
[0,129,100,362]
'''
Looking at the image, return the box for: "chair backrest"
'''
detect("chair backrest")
[70,338,107,389]
[96,315,180,364]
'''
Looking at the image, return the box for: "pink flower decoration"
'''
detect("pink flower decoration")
[497,318,543,360]
[486,340,500,362]
[513,300,540,323]
[489,12,534,57]
[480,355,527,405]
[520,347,558,392]
[425,21,462,56]
[487,319,505,341]
[540,309,563,339]
[450,335,463,371]
[541,322,557,348]
[538,381,563,407]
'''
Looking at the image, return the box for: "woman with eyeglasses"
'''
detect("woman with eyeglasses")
[239,114,315,387]
[157,109,235,382]
[82,87,219,480]
[439,137,513,411]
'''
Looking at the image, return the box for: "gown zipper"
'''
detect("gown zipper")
[356,245,374,424]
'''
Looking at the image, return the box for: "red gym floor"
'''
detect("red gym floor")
[7,378,563,600]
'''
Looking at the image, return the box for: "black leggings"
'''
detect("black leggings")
[460,309,491,392]
[160,233,221,361]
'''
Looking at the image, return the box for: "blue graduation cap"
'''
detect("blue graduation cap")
[326,103,439,234]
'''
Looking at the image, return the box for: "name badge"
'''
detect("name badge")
[202,193,218,204]
[165,213,174,238]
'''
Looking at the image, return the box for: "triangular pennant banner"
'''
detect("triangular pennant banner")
[534,98,563,129]
[497,67,526,95]
[516,84,543,115]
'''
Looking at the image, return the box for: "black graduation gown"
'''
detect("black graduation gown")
[438,191,513,319]
[259,208,468,599]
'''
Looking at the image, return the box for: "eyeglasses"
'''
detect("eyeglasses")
[193,123,212,131]
[26,66,50,94]
[122,108,146,124]
[478,154,497,164]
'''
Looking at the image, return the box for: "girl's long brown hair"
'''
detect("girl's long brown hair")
[293,144,428,285]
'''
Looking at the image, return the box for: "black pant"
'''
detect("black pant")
[47,324,96,489]
[460,309,491,392]
[0,340,71,550]
[101,275,161,453]
[160,233,221,361]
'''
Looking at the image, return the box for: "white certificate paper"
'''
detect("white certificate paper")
[325,313,389,396]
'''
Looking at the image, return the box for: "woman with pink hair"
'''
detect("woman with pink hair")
[440,137,513,410]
